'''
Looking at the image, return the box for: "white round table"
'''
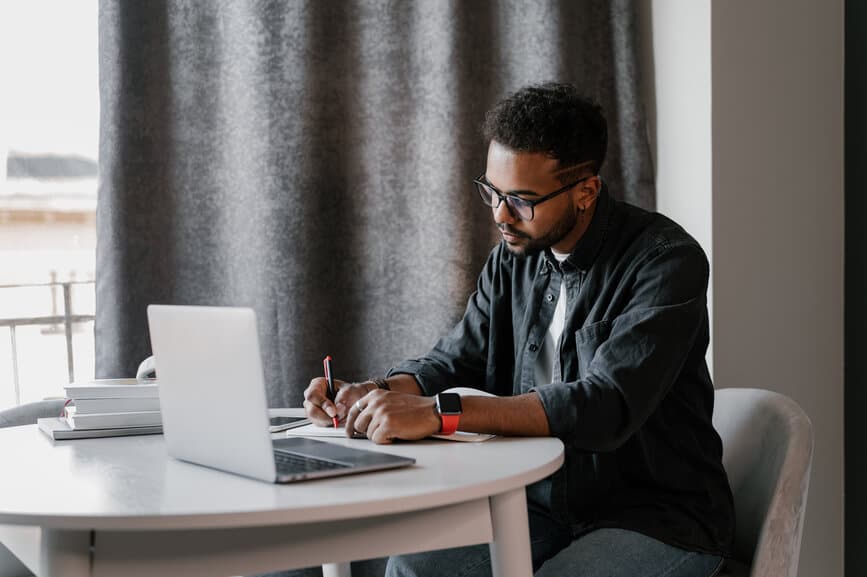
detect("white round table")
[0,425,564,577]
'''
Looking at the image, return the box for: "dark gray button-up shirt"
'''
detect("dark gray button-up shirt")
[389,185,735,556]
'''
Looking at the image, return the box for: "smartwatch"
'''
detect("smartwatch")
[436,392,462,435]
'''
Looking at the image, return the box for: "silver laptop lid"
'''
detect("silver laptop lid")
[147,305,277,482]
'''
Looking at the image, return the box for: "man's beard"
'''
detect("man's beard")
[499,208,578,257]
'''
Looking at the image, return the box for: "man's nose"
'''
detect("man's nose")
[493,198,516,224]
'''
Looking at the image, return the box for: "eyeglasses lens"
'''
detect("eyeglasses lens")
[475,182,533,220]
[475,182,494,207]
[509,197,533,220]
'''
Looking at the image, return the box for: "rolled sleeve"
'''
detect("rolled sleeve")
[387,361,449,396]
[533,381,581,438]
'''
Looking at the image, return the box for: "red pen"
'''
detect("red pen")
[323,355,339,428]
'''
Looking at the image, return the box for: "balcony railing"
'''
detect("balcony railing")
[0,281,94,405]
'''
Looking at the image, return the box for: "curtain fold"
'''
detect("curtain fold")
[96,0,653,406]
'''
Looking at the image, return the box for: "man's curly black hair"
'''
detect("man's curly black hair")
[481,82,607,176]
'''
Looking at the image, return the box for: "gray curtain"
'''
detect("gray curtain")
[96,0,653,408]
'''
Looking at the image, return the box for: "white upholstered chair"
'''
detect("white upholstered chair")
[0,399,67,577]
[713,388,813,577]
[0,399,66,429]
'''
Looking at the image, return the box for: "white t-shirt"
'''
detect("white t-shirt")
[535,250,570,387]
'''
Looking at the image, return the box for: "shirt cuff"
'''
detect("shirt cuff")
[387,362,446,396]
[530,382,577,439]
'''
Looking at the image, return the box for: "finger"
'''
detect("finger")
[333,381,361,421]
[305,382,339,420]
[332,380,356,404]
[304,378,334,405]
[333,382,370,420]
[319,399,338,419]
[334,400,349,422]
[352,402,374,435]
[344,400,360,438]
[303,377,329,400]
[303,399,334,427]
[367,416,394,445]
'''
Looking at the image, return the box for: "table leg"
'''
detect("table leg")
[322,562,351,577]
[488,487,532,577]
[40,529,91,577]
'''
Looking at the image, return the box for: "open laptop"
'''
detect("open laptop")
[146,304,415,483]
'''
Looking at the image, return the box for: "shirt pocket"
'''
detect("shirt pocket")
[574,320,612,378]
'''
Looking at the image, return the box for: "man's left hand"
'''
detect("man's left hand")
[344,389,441,444]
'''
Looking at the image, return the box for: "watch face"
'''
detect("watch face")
[437,393,462,415]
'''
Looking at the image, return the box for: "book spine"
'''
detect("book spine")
[73,398,161,414]
[64,386,159,400]
[66,410,162,430]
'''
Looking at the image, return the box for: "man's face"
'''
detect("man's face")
[483,141,597,256]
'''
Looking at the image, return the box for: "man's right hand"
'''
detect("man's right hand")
[303,378,373,426]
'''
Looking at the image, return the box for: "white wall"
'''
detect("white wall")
[638,0,713,372]
[711,2,844,576]
[643,1,845,575]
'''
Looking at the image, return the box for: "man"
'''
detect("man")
[304,83,734,577]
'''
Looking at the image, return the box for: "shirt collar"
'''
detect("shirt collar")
[544,181,613,272]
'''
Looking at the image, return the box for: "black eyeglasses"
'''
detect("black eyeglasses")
[473,174,593,221]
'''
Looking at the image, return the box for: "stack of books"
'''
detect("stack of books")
[38,378,162,440]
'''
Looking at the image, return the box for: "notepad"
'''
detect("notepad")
[285,387,497,442]
[284,422,494,442]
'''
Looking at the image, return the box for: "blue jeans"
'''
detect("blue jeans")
[385,507,723,577]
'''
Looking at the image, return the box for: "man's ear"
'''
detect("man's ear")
[575,176,601,209]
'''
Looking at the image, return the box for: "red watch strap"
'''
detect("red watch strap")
[439,414,460,435]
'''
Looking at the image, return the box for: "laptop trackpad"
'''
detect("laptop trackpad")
[273,436,408,466]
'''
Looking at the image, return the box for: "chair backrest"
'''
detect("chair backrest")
[0,399,66,428]
[712,388,813,577]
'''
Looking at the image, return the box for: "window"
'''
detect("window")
[0,1,98,408]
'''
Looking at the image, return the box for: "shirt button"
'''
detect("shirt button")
[529,343,539,352]
[546,294,555,302]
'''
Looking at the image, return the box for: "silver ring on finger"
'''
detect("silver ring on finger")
[355,400,365,412]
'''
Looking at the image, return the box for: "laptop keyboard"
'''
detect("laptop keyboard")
[273,450,351,474]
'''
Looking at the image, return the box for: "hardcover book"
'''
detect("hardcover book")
[73,397,161,414]
[38,417,162,440]
[64,406,162,430]
[64,378,158,400]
